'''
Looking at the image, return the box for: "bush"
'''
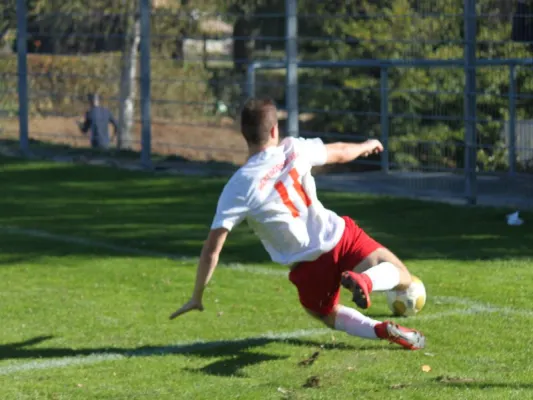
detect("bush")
[0,54,217,122]
[0,55,18,117]
[297,0,533,172]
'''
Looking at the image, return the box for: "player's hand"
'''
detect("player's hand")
[361,139,384,157]
[76,120,85,133]
[169,298,204,320]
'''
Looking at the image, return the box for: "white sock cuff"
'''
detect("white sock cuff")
[334,305,379,339]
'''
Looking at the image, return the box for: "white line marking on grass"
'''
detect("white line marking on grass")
[499,308,533,318]
[3,226,533,316]
[432,296,533,318]
[415,308,499,320]
[0,354,124,376]
[2,225,531,378]
[433,296,488,307]
[0,226,288,277]
[0,328,330,376]
[0,295,529,376]
[1,304,528,376]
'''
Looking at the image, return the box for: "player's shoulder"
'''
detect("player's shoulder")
[222,167,253,196]
[280,136,300,148]
[280,137,327,165]
[281,136,324,150]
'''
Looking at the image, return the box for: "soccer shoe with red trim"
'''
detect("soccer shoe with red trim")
[376,321,426,350]
[340,271,372,309]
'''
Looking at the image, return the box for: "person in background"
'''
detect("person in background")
[77,93,118,149]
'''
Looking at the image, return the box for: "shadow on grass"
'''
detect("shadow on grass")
[432,381,533,390]
[2,336,531,387]
[0,156,532,265]
[0,334,399,377]
[0,138,239,171]
[390,376,533,391]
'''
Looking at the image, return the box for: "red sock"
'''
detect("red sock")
[374,322,389,339]
[357,272,373,293]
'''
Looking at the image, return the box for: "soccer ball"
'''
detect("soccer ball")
[386,275,426,317]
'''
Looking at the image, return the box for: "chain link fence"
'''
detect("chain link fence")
[1,0,532,208]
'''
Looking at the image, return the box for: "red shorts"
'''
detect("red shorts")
[288,216,382,316]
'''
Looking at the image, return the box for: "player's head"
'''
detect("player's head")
[87,93,100,107]
[240,97,279,148]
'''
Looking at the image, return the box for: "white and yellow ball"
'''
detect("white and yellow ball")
[386,275,426,317]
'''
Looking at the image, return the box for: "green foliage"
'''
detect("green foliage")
[0,55,18,117]
[24,54,121,116]
[4,0,533,171]
[298,0,533,172]
[0,54,215,121]
[0,0,16,40]
[477,141,509,172]
[151,60,216,121]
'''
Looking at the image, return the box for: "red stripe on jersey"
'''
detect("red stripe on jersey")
[289,169,312,207]
[274,180,299,217]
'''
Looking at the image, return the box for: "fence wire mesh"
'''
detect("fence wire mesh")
[0,0,532,208]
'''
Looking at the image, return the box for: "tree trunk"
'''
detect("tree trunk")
[233,16,254,75]
[118,11,140,150]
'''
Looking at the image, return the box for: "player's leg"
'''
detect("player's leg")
[289,253,425,350]
[336,218,413,309]
[341,247,413,309]
[353,247,412,289]
[304,305,425,350]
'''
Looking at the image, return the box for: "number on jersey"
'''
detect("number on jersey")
[274,168,311,217]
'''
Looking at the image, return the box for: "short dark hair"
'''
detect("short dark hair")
[88,93,100,104]
[240,97,278,145]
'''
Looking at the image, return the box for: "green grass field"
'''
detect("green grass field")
[1,156,532,400]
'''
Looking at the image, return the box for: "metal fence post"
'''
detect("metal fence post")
[463,0,477,205]
[140,0,152,169]
[508,64,517,175]
[380,66,389,173]
[246,63,256,98]
[16,0,29,155]
[285,0,299,137]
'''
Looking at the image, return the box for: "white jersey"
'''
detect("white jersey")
[211,137,345,265]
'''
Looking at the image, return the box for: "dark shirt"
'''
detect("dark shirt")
[80,106,117,149]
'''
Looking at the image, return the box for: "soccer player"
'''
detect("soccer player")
[170,98,425,350]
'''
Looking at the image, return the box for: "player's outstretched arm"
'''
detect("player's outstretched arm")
[77,112,91,134]
[324,139,384,164]
[169,228,229,320]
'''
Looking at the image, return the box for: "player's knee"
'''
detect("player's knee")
[321,312,337,328]
[396,268,412,290]
[304,307,336,328]
[321,305,344,329]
